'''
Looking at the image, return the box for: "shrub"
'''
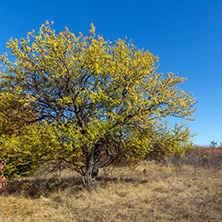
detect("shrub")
[169,146,222,169]
[0,159,7,188]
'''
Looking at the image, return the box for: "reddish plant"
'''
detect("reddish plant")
[0,159,7,188]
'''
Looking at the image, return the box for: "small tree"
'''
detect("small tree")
[210,140,217,148]
[0,22,197,190]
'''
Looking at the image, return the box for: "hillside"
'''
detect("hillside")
[0,162,221,222]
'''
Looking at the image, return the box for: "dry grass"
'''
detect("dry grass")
[0,162,221,222]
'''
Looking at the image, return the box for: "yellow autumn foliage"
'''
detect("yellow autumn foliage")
[0,22,197,188]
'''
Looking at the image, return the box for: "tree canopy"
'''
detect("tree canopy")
[0,22,197,189]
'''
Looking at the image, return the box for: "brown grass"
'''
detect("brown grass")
[0,162,221,222]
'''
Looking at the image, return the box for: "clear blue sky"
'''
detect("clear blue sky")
[0,0,222,145]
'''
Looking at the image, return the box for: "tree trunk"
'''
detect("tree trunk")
[82,157,99,191]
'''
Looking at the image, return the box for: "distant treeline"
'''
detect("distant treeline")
[168,145,222,169]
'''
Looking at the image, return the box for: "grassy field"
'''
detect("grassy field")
[0,162,221,222]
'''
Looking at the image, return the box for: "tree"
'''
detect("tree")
[0,22,197,190]
[210,140,217,148]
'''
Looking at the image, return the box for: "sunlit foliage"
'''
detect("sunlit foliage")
[0,91,39,177]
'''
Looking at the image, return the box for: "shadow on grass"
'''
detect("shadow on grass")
[0,176,82,198]
[0,174,148,198]
[99,176,148,184]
